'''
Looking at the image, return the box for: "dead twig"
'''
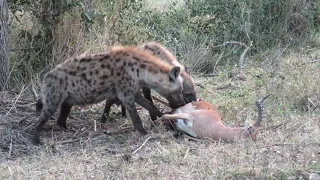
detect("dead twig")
[215,83,234,90]
[132,135,152,155]
[183,148,190,159]
[238,41,253,79]
[185,41,246,55]
[271,143,320,147]
[8,134,13,158]
[57,139,80,144]
[308,98,317,108]
[151,95,170,108]
[296,59,320,67]
[214,51,224,71]
[210,41,247,49]
[104,127,132,135]
[265,120,290,130]
[195,83,205,89]
[5,85,26,117]
[202,74,218,77]
[28,82,38,101]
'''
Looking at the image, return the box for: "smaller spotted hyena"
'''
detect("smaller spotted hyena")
[101,42,197,122]
[33,46,186,144]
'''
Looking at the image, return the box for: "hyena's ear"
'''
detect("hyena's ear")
[185,66,191,75]
[169,66,181,81]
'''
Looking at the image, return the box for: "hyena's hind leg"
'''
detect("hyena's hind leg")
[101,97,125,123]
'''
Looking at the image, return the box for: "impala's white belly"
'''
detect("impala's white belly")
[174,109,197,137]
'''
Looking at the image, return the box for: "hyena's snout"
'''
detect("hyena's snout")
[166,92,186,109]
[183,92,197,104]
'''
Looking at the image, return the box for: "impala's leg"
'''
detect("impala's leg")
[158,113,191,121]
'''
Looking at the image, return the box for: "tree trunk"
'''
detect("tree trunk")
[0,0,9,91]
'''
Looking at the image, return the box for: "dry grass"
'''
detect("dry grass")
[1,49,320,179]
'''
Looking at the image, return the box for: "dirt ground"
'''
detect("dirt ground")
[1,55,320,179]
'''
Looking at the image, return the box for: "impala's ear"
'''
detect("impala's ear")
[185,66,191,75]
[244,119,255,129]
[169,66,181,81]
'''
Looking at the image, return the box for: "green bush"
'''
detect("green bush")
[7,0,320,88]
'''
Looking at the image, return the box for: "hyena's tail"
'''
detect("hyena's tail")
[28,82,43,113]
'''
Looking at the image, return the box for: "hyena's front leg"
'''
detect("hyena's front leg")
[142,87,157,120]
[33,96,62,145]
[121,96,148,135]
[57,100,73,129]
[116,83,148,135]
[135,93,163,118]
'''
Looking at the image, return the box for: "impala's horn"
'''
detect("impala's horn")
[254,94,271,127]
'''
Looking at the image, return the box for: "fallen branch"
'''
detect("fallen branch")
[151,95,170,108]
[211,41,253,78]
[238,41,253,78]
[28,82,38,101]
[296,59,320,67]
[215,83,234,90]
[271,143,320,147]
[104,127,132,135]
[5,85,25,117]
[185,41,247,55]
[265,120,290,130]
[210,41,247,49]
[132,135,152,155]
[195,83,205,89]
[202,74,218,77]
[57,138,80,144]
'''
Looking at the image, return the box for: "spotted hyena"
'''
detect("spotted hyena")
[33,46,186,144]
[101,42,197,122]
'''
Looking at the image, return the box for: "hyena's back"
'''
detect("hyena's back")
[41,47,175,106]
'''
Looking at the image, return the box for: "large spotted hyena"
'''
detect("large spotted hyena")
[33,46,186,144]
[101,42,197,122]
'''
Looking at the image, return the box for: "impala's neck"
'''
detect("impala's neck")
[211,126,251,142]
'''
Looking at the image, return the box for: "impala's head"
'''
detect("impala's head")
[192,100,215,110]
[244,119,259,140]
[244,94,270,141]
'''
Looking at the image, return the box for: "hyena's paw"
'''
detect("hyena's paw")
[57,121,68,130]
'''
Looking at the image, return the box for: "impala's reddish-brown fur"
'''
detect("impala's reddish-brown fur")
[158,95,270,142]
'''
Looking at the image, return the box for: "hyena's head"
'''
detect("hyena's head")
[139,42,197,104]
[150,66,186,109]
[181,67,197,103]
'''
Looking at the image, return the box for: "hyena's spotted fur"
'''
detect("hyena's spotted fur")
[101,42,197,122]
[33,46,186,144]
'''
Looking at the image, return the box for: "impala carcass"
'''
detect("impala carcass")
[158,95,270,142]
